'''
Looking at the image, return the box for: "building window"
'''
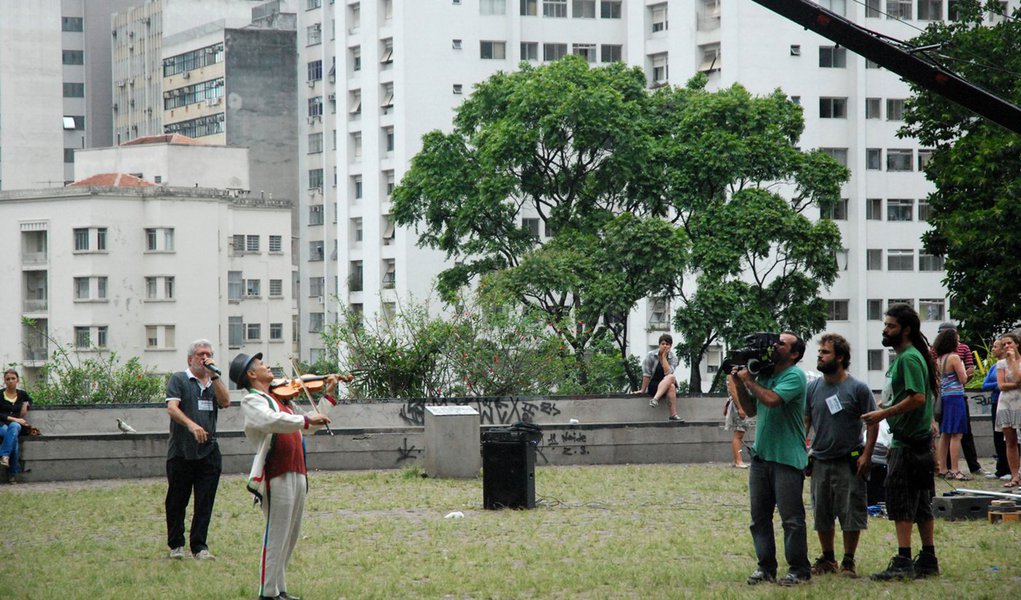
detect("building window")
[820,147,848,166]
[145,325,175,350]
[307,23,323,46]
[867,249,883,270]
[866,198,882,220]
[819,97,848,119]
[382,259,396,288]
[887,0,912,19]
[887,198,914,221]
[698,44,721,72]
[62,50,85,65]
[918,149,934,171]
[480,41,507,59]
[352,218,364,242]
[918,200,932,222]
[886,98,906,121]
[62,17,84,32]
[887,249,914,271]
[270,323,284,341]
[269,235,283,253]
[522,217,541,239]
[543,43,567,61]
[243,234,258,253]
[228,271,243,301]
[308,60,323,82]
[349,261,364,291]
[383,126,395,153]
[887,149,914,171]
[821,198,848,220]
[145,228,175,252]
[832,249,849,271]
[309,312,325,333]
[867,299,883,320]
[270,279,284,297]
[919,253,945,271]
[162,78,225,110]
[865,97,881,119]
[574,0,596,17]
[866,148,882,170]
[544,0,567,17]
[521,0,538,15]
[573,43,596,63]
[309,168,324,190]
[601,44,622,63]
[866,0,882,16]
[309,277,325,298]
[145,276,175,300]
[308,97,324,118]
[162,43,224,77]
[817,0,847,14]
[308,132,324,154]
[308,0,322,9]
[480,0,506,14]
[648,297,670,330]
[819,46,847,68]
[73,276,108,301]
[229,317,243,348]
[521,42,539,61]
[63,83,85,98]
[920,298,946,321]
[868,349,884,371]
[309,204,325,226]
[601,0,622,18]
[827,300,850,321]
[164,113,224,138]
[384,170,396,197]
[351,46,361,72]
[382,215,396,245]
[310,240,325,261]
[650,3,668,32]
[244,323,261,341]
[381,83,394,110]
[380,38,394,65]
[352,175,363,200]
[245,279,261,298]
[917,0,943,19]
[651,53,669,85]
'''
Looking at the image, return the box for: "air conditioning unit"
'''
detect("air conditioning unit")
[317,295,325,305]
[206,97,221,107]
[328,93,336,102]
[307,80,316,87]
[307,116,316,125]
[182,71,190,79]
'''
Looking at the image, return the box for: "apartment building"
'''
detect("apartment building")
[294,0,1017,388]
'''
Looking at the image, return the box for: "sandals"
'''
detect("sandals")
[949,471,971,481]
[1004,479,1020,488]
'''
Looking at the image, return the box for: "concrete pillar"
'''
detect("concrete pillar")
[423,405,481,478]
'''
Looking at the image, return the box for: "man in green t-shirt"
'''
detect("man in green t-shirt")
[863,303,940,580]
[731,332,811,587]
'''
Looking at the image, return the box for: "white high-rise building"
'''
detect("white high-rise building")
[297,0,1012,388]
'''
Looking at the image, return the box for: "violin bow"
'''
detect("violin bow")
[290,358,335,436]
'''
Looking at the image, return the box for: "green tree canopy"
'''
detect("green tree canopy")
[902,0,1021,342]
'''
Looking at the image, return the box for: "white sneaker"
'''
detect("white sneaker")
[649,397,659,408]
[1001,474,1014,481]
[193,549,216,560]
[986,472,1001,479]
[169,546,185,559]
[0,456,8,468]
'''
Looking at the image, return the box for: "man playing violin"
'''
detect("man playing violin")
[165,339,231,561]
[230,352,339,600]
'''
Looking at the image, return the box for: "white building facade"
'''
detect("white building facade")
[0,184,293,385]
[298,0,1015,387]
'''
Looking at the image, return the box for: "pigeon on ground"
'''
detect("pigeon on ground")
[116,418,136,433]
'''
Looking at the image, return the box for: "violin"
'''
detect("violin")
[269,373,353,400]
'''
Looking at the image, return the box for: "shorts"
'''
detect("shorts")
[724,401,753,432]
[885,443,935,523]
[810,458,869,532]
[939,394,968,434]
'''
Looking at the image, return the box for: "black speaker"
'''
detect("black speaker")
[482,439,536,509]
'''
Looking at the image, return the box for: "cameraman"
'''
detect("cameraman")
[730,331,811,586]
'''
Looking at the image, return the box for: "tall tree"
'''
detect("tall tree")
[902,0,1021,342]
[654,79,848,392]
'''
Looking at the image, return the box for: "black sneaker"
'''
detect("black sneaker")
[839,557,857,578]
[811,556,838,575]
[871,555,915,581]
[746,569,775,585]
[668,415,684,422]
[777,572,811,586]
[913,551,940,578]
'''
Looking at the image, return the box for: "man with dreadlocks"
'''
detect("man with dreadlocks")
[864,303,940,580]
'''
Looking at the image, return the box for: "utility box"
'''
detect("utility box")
[422,405,481,479]
[931,494,992,520]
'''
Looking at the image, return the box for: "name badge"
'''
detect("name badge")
[198,400,214,412]
[825,394,843,415]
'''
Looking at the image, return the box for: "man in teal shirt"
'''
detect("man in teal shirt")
[863,303,940,580]
[731,332,811,586]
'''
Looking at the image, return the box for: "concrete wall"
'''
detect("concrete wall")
[17,392,998,482]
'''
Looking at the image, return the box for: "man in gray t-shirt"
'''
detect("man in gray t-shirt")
[804,334,878,578]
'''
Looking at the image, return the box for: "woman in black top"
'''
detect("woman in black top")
[0,369,32,478]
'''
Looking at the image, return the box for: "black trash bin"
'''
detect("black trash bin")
[482,424,541,509]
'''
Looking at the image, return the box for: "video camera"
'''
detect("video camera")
[721,332,781,377]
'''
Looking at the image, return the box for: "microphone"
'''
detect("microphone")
[205,362,222,375]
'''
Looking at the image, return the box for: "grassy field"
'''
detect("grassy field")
[1,463,1019,599]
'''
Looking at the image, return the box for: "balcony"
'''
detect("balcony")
[23,298,48,313]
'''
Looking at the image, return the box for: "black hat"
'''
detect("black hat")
[938,322,957,332]
[229,352,262,388]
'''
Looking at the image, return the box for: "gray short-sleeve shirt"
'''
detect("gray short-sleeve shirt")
[807,375,876,461]
[166,369,220,460]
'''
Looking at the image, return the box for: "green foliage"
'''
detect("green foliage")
[901,0,1021,343]
[20,319,164,405]
[317,294,631,398]
[394,59,846,393]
